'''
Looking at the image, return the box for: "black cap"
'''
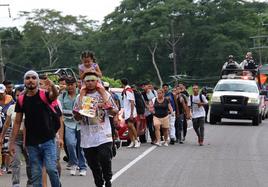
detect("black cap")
[65,76,76,84]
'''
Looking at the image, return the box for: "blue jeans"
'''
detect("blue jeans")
[27,139,61,187]
[175,114,184,141]
[65,126,87,170]
[12,135,32,187]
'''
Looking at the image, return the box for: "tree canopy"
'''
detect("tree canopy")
[1,0,268,86]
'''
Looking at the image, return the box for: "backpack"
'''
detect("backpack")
[244,60,257,70]
[133,90,146,115]
[18,89,62,133]
[190,94,204,108]
[111,92,121,110]
[226,62,239,69]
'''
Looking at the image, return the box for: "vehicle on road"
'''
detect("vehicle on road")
[210,79,263,126]
[110,88,147,144]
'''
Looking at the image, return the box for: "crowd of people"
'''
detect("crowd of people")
[0,50,211,187]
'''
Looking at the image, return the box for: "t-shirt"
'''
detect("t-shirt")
[188,94,208,119]
[15,90,55,146]
[122,86,137,120]
[7,104,25,131]
[154,98,169,118]
[142,90,156,116]
[73,91,117,148]
[165,92,176,111]
[59,92,79,130]
[79,63,98,74]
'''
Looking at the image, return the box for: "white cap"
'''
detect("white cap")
[103,82,110,88]
[0,84,6,93]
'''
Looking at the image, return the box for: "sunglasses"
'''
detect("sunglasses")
[25,76,37,80]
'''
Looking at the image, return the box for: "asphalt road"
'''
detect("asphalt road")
[2,119,268,187]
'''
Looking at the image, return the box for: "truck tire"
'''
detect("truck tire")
[210,115,217,125]
[252,115,259,126]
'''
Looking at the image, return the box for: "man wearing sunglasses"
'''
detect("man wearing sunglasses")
[9,70,61,187]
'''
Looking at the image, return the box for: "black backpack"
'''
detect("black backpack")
[244,60,257,70]
[190,94,204,108]
[133,90,146,115]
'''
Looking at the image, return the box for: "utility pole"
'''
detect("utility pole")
[167,20,184,81]
[250,14,268,65]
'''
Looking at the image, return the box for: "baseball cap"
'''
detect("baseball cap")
[65,76,76,84]
[0,84,6,93]
[103,82,110,88]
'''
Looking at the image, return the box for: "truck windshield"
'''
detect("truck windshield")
[215,83,258,93]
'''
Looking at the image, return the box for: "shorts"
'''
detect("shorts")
[125,118,136,124]
[153,115,169,129]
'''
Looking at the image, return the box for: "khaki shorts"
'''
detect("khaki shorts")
[153,115,169,128]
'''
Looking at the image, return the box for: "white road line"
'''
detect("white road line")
[111,145,157,182]
[111,126,193,183]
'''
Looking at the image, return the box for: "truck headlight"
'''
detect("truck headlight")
[248,98,259,104]
[211,96,221,103]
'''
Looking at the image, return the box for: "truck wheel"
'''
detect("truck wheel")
[252,115,260,126]
[210,115,217,125]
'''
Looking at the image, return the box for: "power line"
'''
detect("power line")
[6,61,29,70]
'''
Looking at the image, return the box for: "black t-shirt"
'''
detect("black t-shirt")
[154,98,169,118]
[15,90,55,146]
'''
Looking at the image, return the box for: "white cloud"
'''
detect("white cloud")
[0,0,122,27]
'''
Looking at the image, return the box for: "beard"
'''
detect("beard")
[25,84,37,90]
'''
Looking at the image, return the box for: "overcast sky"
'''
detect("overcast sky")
[0,0,267,28]
[0,0,122,28]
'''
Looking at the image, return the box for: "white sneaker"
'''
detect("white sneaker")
[70,165,77,176]
[134,140,140,148]
[127,141,135,148]
[154,141,162,147]
[79,170,87,176]
[163,142,169,147]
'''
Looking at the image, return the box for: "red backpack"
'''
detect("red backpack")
[18,89,61,133]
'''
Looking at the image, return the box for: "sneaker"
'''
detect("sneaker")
[127,141,135,148]
[134,140,140,148]
[7,169,12,174]
[63,156,69,163]
[115,139,122,149]
[70,166,77,176]
[182,137,186,141]
[199,139,204,146]
[79,170,87,176]
[170,138,175,145]
[163,142,169,147]
[154,142,162,146]
[179,141,184,144]
[66,163,72,170]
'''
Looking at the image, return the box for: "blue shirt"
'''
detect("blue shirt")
[164,92,176,111]
[59,92,80,130]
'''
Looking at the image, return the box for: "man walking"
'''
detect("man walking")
[73,72,118,187]
[59,76,87,176]
[121,78,140,148]
[9,70,62,187]
[188,84,208,146]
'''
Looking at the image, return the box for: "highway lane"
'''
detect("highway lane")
[2,119,268,187]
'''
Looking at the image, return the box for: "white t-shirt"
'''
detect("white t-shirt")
[122,86,137,120]
[7,104,25,131]
[188,94,208,119]
[73,91,117,148]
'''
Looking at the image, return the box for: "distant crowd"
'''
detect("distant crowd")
[0,50,211,187]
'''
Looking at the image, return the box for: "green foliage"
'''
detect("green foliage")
[1,0,268,86]
[101,76,122,88]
